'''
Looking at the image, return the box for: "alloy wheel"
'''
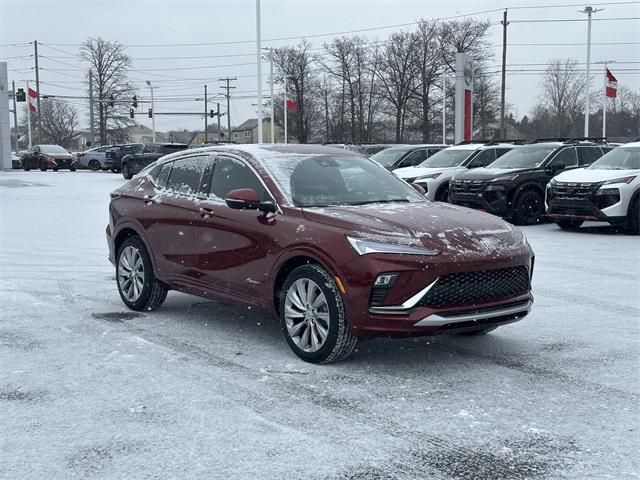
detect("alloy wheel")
[284,278,330,353]
[518,192,542,224]
[118,245,145,302]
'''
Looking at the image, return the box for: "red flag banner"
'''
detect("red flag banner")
[286,99,298,112]
[605,69,617,98]
[28,87,38,112]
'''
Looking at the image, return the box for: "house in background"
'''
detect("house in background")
[232,118,291,144]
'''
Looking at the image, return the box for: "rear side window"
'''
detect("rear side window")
[427,148,444,157]
[549,147,578,167]
[400,149,428,167]
[496,148,511,158]
[165,157,207,195]
[209,156,269,201]
[577,147,603,165]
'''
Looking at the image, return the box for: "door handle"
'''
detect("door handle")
[199,207,216,218]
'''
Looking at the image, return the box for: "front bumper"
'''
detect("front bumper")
[339,250,534,336]
[450,182,512,218]
[546,183,628,225]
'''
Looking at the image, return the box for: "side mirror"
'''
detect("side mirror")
[546,164,565,175]
[411,183,426,195]
[225,188,276,213]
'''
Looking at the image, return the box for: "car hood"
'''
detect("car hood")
[302,202,528,258]
[453,167,530,181]
[394,166,461,179]
[554,167,640,183]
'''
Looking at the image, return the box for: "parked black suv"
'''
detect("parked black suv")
[121,143,188,179]
[449,138,613,225]
[370,144,448,170]
[105,144,144,173]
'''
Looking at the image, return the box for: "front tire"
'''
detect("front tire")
[280,264,357,364]
[513,190,544,225]
[89,160,100,171]
[435,184,449,202]
[555,218,584,231]
[122,163,133,180]
[627,196,639,235]
[116,236,167,311]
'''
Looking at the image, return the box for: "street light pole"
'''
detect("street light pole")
[146,80,156,142]
[581,6,602,137]
[256,0,263,144]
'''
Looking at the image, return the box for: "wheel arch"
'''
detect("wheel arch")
[270,250,342,316]
[113,222,158,275]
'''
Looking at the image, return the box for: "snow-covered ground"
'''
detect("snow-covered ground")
[1,171,638,480]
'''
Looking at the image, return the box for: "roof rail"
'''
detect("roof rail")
[455,140,486,146]
[528,137,569,144]
[563,137,608,144]
[484,139,527,145]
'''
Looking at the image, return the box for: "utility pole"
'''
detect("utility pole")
[256,0,263,144]
[26,80,32,149]
[204,84,208,143]
[500,9,509,139]
[11,80,18,151]
[146,80,156,142]
[217,103,221,141]
[88,71,95,146]
[33,40,42,144]
[219,77,236,140]
[581,6,602,137]
[269,50,275,143]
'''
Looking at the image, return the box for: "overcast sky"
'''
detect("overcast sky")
[1,0,639,136]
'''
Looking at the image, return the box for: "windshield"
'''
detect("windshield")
[39,145,68,154]
[588,146,640,170]
[262,154,426,207]
[370,147,411,167]
[418,148,473,168]
[489,145,556,169]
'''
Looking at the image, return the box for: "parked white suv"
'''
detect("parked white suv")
[394,141,519,202]
[546,141,639,234]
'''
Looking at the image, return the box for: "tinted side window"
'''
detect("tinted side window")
[209,156,268,201]
[577,146,603,165]
[549,147,578,167]
[427,148,444,157]
[496,148,511,159]
[165,157,207,195]
[400,149,428,167]
[468,149,495,167]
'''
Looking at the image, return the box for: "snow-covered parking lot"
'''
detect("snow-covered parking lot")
[1,171,638,480]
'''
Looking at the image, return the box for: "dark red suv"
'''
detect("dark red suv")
[106,145,534,363]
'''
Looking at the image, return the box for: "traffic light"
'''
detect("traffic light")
[16,88,26,102]
[132,95,138,108]
[129,108,135,119]
[148,108,153,118]
[210,109,214,118]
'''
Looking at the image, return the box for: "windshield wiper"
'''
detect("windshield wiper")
[346,199,411,206]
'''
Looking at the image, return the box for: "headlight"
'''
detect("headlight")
[485,184,506,192]
[416,173,441,180]
[549,178,558,186]
[346,236,439,256]
[601,176,636,186]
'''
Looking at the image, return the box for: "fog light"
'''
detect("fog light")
[374,273,398,286]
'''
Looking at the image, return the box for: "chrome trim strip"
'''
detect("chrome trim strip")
[413,300,532,327]
[369,279,439,314]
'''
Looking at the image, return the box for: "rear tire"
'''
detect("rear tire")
[627,196,639,235]
[89,160,100,171]
[280,264,357,364]
[513,190,544,225]
[122,163,133,180]
[555,218,584,231]
[116,236,167,311]
[435,184,449,202]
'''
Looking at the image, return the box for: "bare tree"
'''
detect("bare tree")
[375,32,417,142]
[539,59,585,134]
[21,99,79,148]
[438,19,493,72]
[473,71,500,139]
[272,41,317,143]
[411,20,443,142]
[79,37,134,145]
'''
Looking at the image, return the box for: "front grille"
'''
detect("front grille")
[550,182,599,200]
[418,266,530,308]
[451,180,485,195]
